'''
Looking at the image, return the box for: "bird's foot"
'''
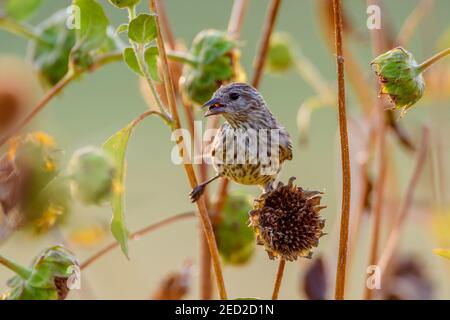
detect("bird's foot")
[189,184,205,203]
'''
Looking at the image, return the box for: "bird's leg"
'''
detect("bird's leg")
[190,175,221,203]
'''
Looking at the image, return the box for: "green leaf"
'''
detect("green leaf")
[108,0,140,9]
[73,0,109,53]
[144,46,160,82]
[115,23,128,35]
[5,0,45,21]
[123,46,160,81]
[102,125,136,258]
[123,47,142,76]
[128,13,157,44]
[433,248,450,260]
[29,10,76,85]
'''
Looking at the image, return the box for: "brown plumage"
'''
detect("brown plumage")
[190,83,292,202]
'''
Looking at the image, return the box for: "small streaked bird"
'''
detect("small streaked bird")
[190,83,292,202]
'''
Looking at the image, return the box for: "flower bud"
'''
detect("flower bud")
[68,146,116,205]
[371,47,425,112]
[267,32,296,73]
[181,29,245,105]
[1,132,68,235]
[108,0,141,9]
[249,177,326,261]
[215,194,255,265]
[2,246,79,300]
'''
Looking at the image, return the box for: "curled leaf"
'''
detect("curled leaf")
[72,0,109,67]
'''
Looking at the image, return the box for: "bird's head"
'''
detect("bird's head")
[202,83,269,126]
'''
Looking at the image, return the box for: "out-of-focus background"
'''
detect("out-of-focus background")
[1,0,449,299]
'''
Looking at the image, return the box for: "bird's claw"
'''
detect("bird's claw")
[189,184,205,203]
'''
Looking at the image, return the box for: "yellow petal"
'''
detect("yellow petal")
[433,248,450,260]
[69,226,106,247]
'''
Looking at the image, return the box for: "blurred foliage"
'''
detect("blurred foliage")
[267,32,296,73]
[3,0,46,21]
[181,29,245,105]
[215,193,255,266]
[0,132,70,234]
[68,146,116,206]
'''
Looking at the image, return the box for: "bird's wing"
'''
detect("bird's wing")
[279,129,293,162]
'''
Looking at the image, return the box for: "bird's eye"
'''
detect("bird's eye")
[229,92,239,100]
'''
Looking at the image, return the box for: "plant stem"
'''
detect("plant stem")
[364,0,390,299]
[227,0,249,39]
[396,0,434,46]
[377,127,429,273]
[151,0,227,300]
[0,254,32,280]
[195,0,251,299]
[166,50,198,66]
[80,212,195,270]
[364,111,387,300]
[418,47,450,72]
[332,0,352,301]
[127,6,170,119]
[0,70,79,147]
[252,0,282,88]
[271,259,286,300]
[155,0,176,49]
[0,16,47,44]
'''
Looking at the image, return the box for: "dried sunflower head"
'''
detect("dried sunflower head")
[249,177,326,261]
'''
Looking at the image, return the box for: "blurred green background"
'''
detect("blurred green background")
[1,0,449,299]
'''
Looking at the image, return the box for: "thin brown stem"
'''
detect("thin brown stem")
[332,0,352,300]
[252,0,282,89]
[397,0,434,46]
[155,0,176,50]
[227,0,249,39]
[418,47,450,72]
[0,53,124,148]
[364,110,387,300]
[271,259,286,300]
[364,0,390,299]
[377,127,429,274]
[151,0,227,300]
[197,0,251,299]
[0,71,78,147]
[80,212,195,270]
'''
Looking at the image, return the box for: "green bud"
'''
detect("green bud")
[2,246,79,300]
[108,0,141,9]
[68,146,116,205]
[181,29,245,105]
[267,32,296,73]
[215,193,255,265]
[371,47,425,112]
[29,10,76,86]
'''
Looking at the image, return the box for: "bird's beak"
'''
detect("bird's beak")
[202,98,226,117]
